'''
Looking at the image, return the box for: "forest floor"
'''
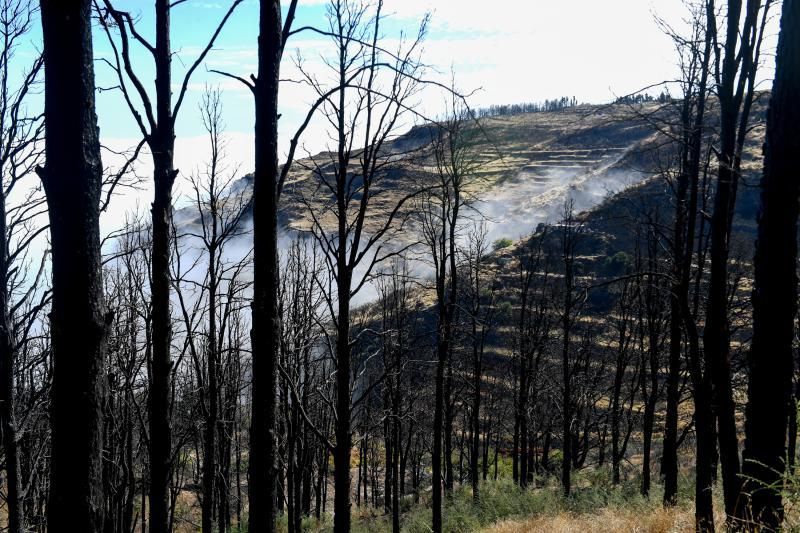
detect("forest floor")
[484,505,704,533]
[278,470,730,533]
[294,462,800,532]
[164,453,800,531]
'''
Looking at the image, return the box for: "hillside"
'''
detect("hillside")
[177,103,663,244]
[168,98,771,533]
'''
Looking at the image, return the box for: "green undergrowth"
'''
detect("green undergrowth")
[271,468,699,532]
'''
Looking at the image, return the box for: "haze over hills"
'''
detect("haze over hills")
[174,96,766,322]
[179,94,766,268]
[177,103,663,246]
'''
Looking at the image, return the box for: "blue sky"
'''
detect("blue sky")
[91,0,695,142]
[85,1,779,161]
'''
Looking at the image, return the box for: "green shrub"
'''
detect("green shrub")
[496,300,513,319]
[603,251,631,275]
[493,238,514,251]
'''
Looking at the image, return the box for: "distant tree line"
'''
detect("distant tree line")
[476,92,674,119]
[475,96,579,118]
[614,92,672,105]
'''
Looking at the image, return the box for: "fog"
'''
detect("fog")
[475,147,648,246]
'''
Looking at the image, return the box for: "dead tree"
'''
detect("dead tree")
[242,1,309,529]
[637,216,668,497]
[278,239,324,533]
[38,1,110,530]
[102,216,152,533]
[674,9,715,528]
[702,0,773,519]
[294,3,429,529]
[204,1,302,528]
[182,88,249,533]
[462,222,496,504]
[658,5,714,522]
[0,2,42,531]
[376,259,419,533]
[514,229,551,487]
[741,0,800,527]
[558,200,585,497]
[96,3,242,528]
[609,270,639,485]
[418,99,477,532]
[248,1,284,528]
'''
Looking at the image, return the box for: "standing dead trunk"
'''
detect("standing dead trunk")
[249,1,283,531]
[147,4,177,529]
[470,331,482,504]
[742,0,800,527]
[560,288,572,497]
[97,2,243,526]
[39,1,108,530]
[515,274,531,487]
[201,236,219,533]
[559,203,581,497]
[333,269,352,533]
[661,273,682,506]
[640,226,664,498]
[610,277,635,486]
[432,324,447,532]
[703,0,770,518]
[661,8,714,520]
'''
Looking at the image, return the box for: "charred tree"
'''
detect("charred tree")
[660,6,714,521]
[39,1,109,530]
[248,1,285,530]
[558,201,583,497]
[703,0,772,519]
[741,0,800,527]
[97,3,242,528]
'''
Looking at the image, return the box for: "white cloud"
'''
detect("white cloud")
[98,0,781,177]
[100,131,257,233]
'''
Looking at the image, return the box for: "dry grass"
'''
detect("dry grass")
[484,505,722,533]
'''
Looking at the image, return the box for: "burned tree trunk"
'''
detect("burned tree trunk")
[97,2,243,526]
[249,1,283,531]
[661,8,714,519]
[39,1,109,530]
[703,0,770,518]
[148,4,176,529]
[639,224,664,498]
[559,203,582,497]
[742,0,800,527]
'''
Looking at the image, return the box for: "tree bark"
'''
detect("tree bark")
[704,1,764,518]
[39,1,108,530]
[742,0,800,527]
[148,3,177,531]
[249,1,282,531]
[333,270,352,533]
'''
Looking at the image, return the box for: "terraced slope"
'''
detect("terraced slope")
[193,103,663,243]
